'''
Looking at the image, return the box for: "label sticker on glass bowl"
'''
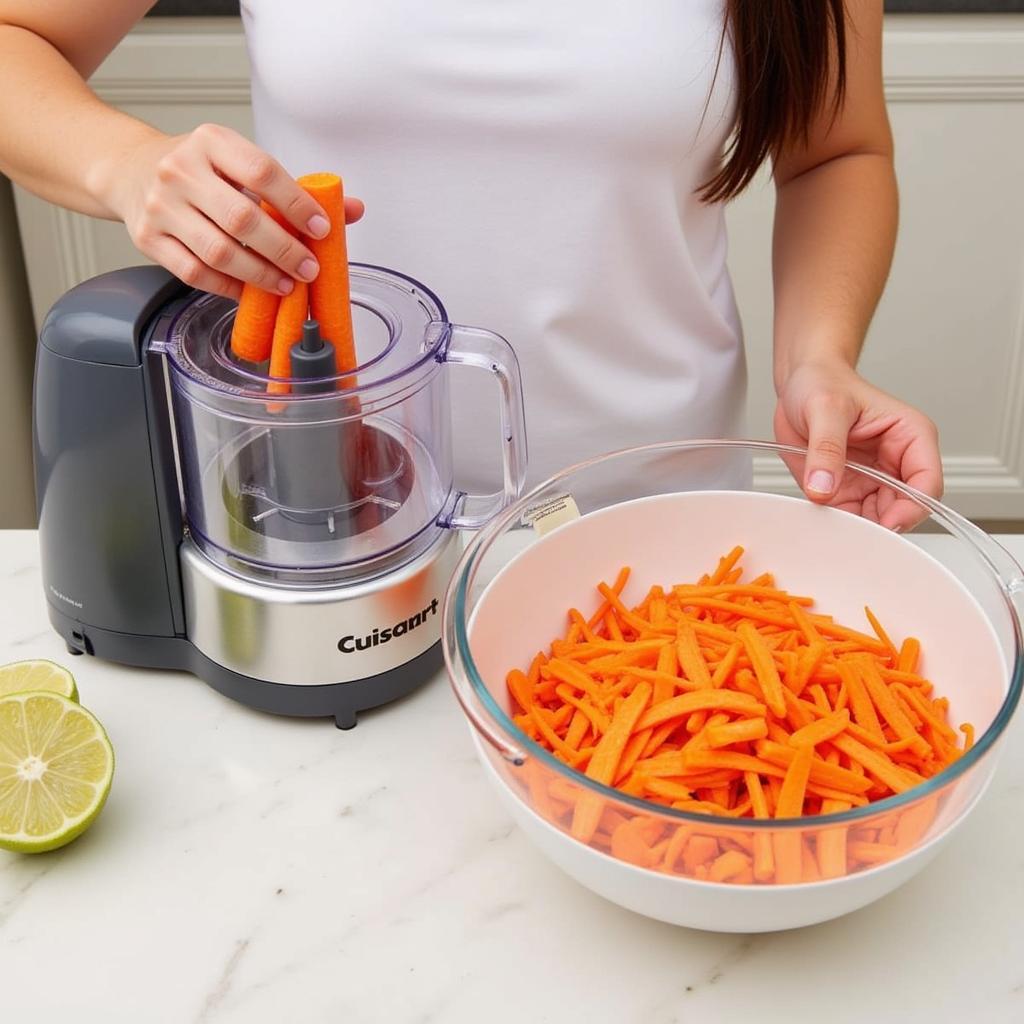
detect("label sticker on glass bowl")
[521,494,581,537]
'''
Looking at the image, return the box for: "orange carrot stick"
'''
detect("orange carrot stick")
[505,546,972,876]
[831,734,923,794]
[229,201,285,363]
[897,637,922,674]
[704,718,769,749]
[755,740,873,794]
[635,690,767,731]
[709,849,752,882]
[816,798,852,879]
[737,621,787,718]
[676,621,713,689]
[787,709,850,749]
[296,173,356,378]
[856,656,931,758]
[775,744,813,818]
[571,682,652,842]
[266,280,309,396]
[506,669,533,714]
[710,546,744,584]
[864,606,898,659]
[565,709,589,751]
[587,567,632,629]
[710,642,742,689]
[836,659,884,740]
[772,744,813,882]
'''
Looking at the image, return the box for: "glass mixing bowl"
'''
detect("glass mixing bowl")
[442,441,1024,931]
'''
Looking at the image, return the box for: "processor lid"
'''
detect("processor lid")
[159,263,449,398]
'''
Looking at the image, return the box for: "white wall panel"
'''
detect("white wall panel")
[14,15,1024,517]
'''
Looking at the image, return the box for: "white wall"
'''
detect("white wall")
[730,15,1024,515]
[13,14,1024,518]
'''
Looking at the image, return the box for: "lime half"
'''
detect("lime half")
[0,660,78,702]
[0,692,114,853]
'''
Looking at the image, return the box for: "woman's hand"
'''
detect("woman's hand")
[98,123,364,300]
[774,359,943,532]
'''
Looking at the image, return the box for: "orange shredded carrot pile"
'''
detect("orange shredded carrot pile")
[504,547,973,884]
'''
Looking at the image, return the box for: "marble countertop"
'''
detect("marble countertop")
[2,529,1023,1023]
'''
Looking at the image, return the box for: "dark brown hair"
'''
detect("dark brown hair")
[701,0,848,202]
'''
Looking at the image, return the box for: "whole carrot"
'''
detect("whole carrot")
[229,200,285,363]
[297,172,357,380]
[267,281,309,397]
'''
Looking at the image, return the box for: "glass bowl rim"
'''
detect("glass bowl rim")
[445,438,1024,831]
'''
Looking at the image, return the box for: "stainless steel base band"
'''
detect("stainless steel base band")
[180,530,461,685]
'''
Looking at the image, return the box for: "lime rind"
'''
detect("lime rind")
[0,660,79,703]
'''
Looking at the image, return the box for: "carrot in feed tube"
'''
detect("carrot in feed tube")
[296,173,357,380]
[230,285,279,363]
[266,280,309,397]
[229,200,288,363]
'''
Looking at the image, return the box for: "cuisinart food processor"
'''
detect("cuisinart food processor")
[33,264,527,727]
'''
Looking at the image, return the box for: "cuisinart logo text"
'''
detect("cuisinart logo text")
[49,585,83,610]
[338,598,439,654]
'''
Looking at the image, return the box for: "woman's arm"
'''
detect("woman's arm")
[0,0,161,217]
[0,1,357,298]
[771,0,941,530]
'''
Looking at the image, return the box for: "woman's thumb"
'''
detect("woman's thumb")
[802,398,856,502]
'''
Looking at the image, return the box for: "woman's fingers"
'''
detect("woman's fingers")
[800,392,859,504]
[144,233,243,301]
[193,124,329,237]
[878,420,943,532]
[344,196,366,224]
[118,125,366,298]
[197,178,319,285]
[176,206,295,294]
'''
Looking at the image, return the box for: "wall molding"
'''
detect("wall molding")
[85,20,1024,108]
[885,76,1024,102]
[755,455,1023,493]
[51,210,100,292]
[93,80,251,105]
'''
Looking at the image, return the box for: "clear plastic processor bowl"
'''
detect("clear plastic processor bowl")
[442,441,1024,932]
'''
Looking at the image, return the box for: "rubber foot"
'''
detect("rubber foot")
[334,708,357,730]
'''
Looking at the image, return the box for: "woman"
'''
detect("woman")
[0,0,940,529]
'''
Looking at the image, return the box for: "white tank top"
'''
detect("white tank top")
[242,0,746,490]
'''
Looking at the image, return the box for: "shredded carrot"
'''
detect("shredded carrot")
[897,637,922,674]
[504,548,972,887]
[571,682,652,842]
[737,622,787,718]
[709,849,751,882]
[788,709,850,749]
[710,546,744,584]
[705,718,768,749]
[864,606,898,659]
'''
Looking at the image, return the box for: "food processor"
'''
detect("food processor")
[33,263,527,727]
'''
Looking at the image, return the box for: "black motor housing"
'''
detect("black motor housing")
[34,266,190,645]
[32,267,442,728]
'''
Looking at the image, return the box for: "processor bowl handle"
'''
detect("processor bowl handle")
[440,324,528,530]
